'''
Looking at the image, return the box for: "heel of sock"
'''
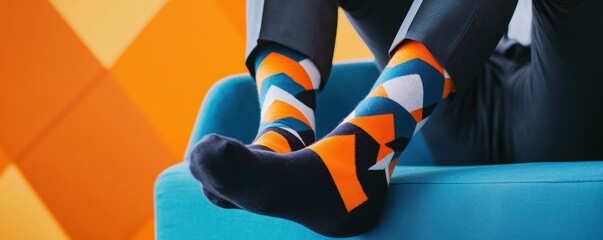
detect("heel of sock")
[201,185,239,209]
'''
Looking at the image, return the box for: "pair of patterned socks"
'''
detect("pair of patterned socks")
[191,40,454,237]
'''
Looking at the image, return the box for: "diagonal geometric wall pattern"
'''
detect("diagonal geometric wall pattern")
[0,0,371,239]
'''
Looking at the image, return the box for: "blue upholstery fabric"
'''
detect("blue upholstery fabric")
[156,162,603,239]
[157,62,603,239]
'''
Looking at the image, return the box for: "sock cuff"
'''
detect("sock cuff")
[388,40,444,74]
[384,40,455,98]
[254,43,321,91]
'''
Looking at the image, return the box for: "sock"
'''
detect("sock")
[190,40,454,237]
[200,43,321,208]
[251,43,321,151]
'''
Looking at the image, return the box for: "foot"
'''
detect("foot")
[190,133,387,237]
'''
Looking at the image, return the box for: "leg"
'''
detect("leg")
[340,0,414,70]
[422,38,529,165]
[391,0,518,92]
[423,0,603,164]
[343,0,520,164]
[246,0,338,88]
[507,0,603,162]
[392,0,519,164]
[200,0,338,208]
[191,40,452,237]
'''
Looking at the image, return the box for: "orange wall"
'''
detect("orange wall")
[0,0,371,239]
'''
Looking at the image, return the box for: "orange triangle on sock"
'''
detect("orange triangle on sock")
[256,52,313,90]
[254,131,291,153]
[349,114,396,164]
[442,77,455,98]
[387,40,445,76]
[309,135,367,212]
[348,114,395,146]
[368,85,388,98]
[375,146,394,165]
[262,100,312,128]
[410,108,423,123]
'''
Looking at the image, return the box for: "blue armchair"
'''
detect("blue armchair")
[154,62,603,239]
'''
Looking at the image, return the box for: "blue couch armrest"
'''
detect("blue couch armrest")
[155,161,603,239]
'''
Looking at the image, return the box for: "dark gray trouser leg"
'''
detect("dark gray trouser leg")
[246,0,517,93]
[509,0,603,162]
[391,0,518,92]
[411,0,603,164]
[246,0,415,83]
[340,0,414,70]
[246,0,338,89]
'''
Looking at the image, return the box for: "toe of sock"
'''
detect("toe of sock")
[189,134,255,193]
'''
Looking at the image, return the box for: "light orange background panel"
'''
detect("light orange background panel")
[334,9,373,61]
[48,0,169,68]
[0,0,104,159]
[0,165,69,240]
[0,0,371,239]
[17,76,175,240]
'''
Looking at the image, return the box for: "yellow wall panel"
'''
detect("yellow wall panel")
[0,165,70,240]
[49,0,169,68]
[333,9,373,61]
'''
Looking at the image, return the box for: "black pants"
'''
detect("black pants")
[246,0,603,164]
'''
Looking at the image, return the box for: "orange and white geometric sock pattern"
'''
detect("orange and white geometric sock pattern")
[190,40,455,237]
[309,40,454,212]
[252,43,320,153]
